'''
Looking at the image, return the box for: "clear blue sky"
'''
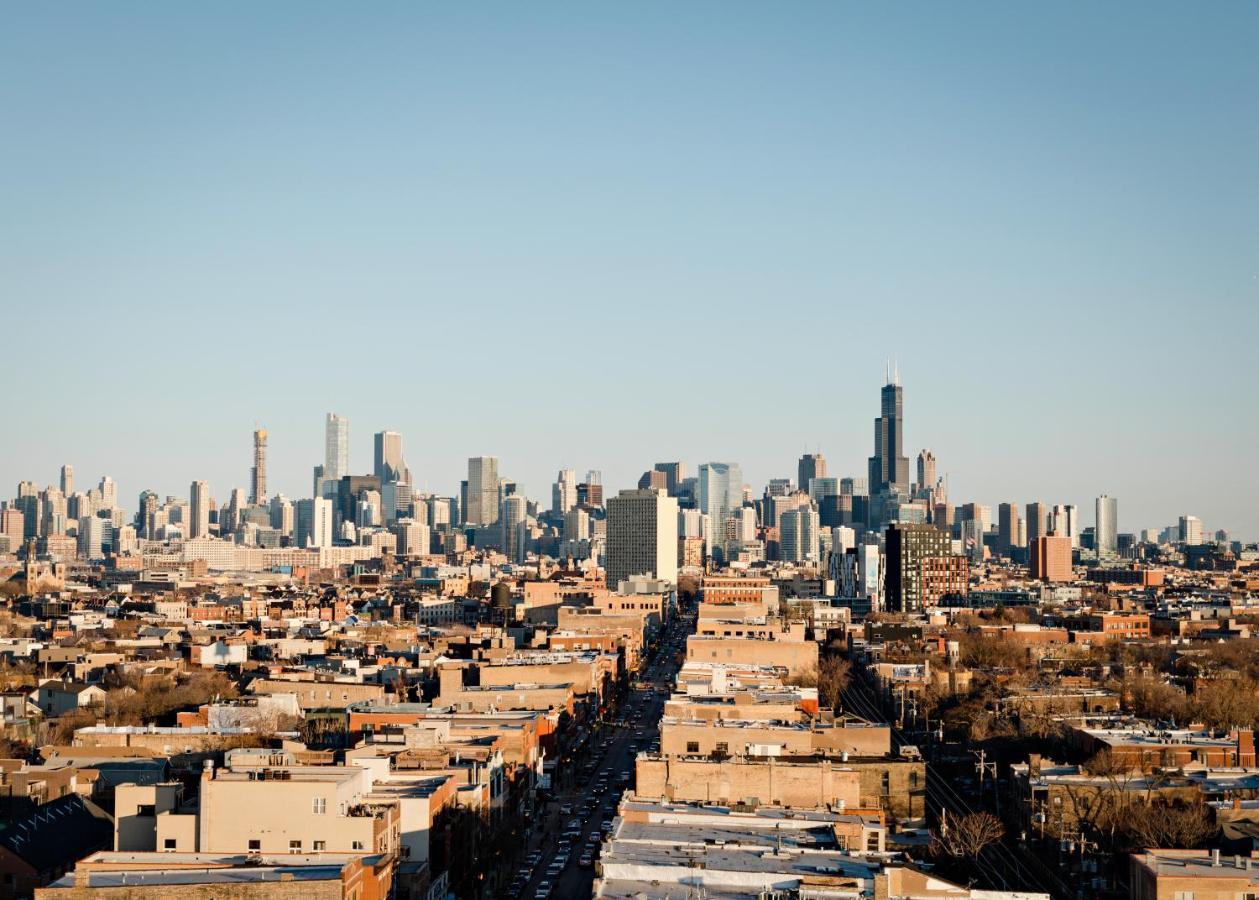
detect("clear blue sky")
[3,3,1257,538]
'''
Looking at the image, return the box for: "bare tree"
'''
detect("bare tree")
[817,656,851,709]
[933,811,1005,859]
[1120,801,1216,851]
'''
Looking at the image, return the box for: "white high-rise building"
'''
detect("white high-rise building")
[395,520,431,557]
[606,488,679,588]
[466,457,500,526]
[858,543,883,609]
[98,476,117,510]
[1179,515,1203,546]
[779,506,820,563]
[831,526,856,556]
[1052,504,1079,548]
[564,506,591,543]
[325,413,349,481]
[1095,495,1118,555]
[295,497,333,549]
[678,509,708,540]
[78,515,111,560]
[190,481,210,539]
[552,469,578,515]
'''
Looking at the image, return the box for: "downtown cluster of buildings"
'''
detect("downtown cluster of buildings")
[0,375,1255,900]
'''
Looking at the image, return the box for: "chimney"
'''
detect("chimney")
[1029,754,1042,777]
[1212,848,1220,867]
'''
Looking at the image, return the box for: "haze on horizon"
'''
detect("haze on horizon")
[2,3,1256,538]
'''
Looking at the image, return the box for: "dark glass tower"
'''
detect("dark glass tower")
[868,373,910,497]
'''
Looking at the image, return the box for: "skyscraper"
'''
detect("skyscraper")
[501,494,528,562]
[885,523,963,612]
[868,367,910,505]
[916,450,936,493]
[1025,502,1049,547]
[653,462,685,497]
[797,454,826,496]
[466,457,500,526]
[374,430,408,484]
[698,462,742,558]
[552,469,577,515]
[779,506,821,563]
[1095,494,1118,556]
[325,413,349,481]
[606,488,679,588]
[997,502,1021,554]
[59,464,73,496]
[1178,515,1203,546]
[1052,504,1079,547]
[295,497,333,549]
[190,480,210,539]
[250,428,268,505]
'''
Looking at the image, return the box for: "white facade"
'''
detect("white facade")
[296,497,334,549]
[779,506,820,563]
[1051,503,1079,547]
[552,468,577,515]
[324,413,349,481]
[1095,494,1118,555]
[1179,514,1203,545]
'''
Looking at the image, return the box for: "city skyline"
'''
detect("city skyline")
[3,5,1257,536]
[1,375,1244,541]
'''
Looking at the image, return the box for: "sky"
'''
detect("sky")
[2,3,1257,539]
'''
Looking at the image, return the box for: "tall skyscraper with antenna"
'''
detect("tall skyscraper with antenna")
[868,362,909,498]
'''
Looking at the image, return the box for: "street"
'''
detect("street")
[503,608,693,899]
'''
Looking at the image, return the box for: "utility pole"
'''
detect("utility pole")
[974,749,1000,815]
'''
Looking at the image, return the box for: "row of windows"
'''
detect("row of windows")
[238,838,363,852]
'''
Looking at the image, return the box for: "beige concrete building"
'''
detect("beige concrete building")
[133,764,400,859]
[1129,849,1259,900]
[685,634,818,677]
[659,716,890,759]
[635,754,863,809]
[37,852,394,900]
[248,678,386,710]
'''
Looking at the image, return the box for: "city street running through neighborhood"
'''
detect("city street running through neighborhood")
[506,606,695,899]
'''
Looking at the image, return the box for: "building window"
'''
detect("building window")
[313,840,326,851]
[163,839,176,850]
[715,742,728,755]
[290,840,303,853]
[910,771,920,789]
[313,797,327,815]
[866,833,880,851]
[1172,893,1194,900]
[352,841,364,851]
[248,840,261,851]
[687,742,699,754]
